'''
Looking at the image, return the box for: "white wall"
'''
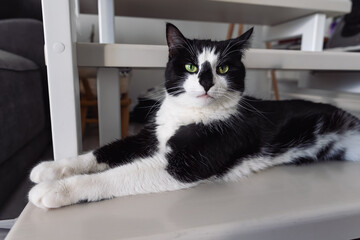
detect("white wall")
[77,14,270,109]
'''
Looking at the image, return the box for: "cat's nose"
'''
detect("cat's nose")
[199,61,214,92]
[200,79,214,92]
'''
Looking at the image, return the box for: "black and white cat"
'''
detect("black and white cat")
[29,23,360,209]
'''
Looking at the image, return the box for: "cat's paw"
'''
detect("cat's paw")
[30,161,75,183]
[29,181,73,209]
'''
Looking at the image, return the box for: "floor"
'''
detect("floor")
[0,144,54,220]
[0,147,53,240]
[0,126,102,219]
[0,229,8,240]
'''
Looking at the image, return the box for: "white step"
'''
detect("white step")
[77,43,360,70]
[79,0,351,25]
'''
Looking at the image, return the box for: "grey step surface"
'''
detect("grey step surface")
[6,161,360,240]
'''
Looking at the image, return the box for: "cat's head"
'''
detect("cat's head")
[165,23,253,107]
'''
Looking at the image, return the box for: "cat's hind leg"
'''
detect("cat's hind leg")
[333,130,360,162]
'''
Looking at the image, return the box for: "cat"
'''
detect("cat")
[29,23,360,209]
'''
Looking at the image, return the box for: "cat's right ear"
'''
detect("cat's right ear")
[166,23,187,58]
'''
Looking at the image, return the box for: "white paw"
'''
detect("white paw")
[30,161,75,183]
[29,181,73,209]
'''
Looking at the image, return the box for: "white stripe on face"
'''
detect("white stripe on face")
[183,47,228,101]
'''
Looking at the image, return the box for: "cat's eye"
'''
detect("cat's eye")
[185,64,198,73]
[217,65,229,74]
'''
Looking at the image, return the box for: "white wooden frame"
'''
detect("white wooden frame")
[42,0,82,160]
[265,13,326,51]
[97,0,121,146]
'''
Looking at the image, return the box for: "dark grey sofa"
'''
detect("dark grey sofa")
[0,18,51,211]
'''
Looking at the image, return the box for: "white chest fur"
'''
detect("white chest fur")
[155,93,241,153]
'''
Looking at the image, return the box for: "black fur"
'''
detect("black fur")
[165,96,360,181]
[198,61,214,92]
[94,123,158,167]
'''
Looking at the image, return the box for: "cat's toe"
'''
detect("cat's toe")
[30,162,52,183]
[30,161,74,183]
[28,181,72,209]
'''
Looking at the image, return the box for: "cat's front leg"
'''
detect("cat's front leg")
[30,152,108,183]
[30,124,158,183]
[29,155,197,209]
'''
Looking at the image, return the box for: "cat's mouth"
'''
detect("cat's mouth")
[196,93,214,99]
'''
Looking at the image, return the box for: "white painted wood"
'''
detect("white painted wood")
[277,81,360,114]
[42,0,82,160]
[97,69,121,145]
[79,0,351,25]
[98,0,115,43]
[7,162,360,240]
[97,0,121,145]
[76,43,360,70]
[74,0,80,16]
[215,0,350,11]
[265,14,326,51]
[77,44,167,67]
[301,14,326,51]
[326,45,360,52]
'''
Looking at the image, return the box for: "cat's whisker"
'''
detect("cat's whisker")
[171,43,197,59]
[221,40,233,59]
[218,49,244,65]
[219,40,248,63]
[238,100,275,125]
[241,99,269,114]
[185,40,198,58]
[144,97,164,119]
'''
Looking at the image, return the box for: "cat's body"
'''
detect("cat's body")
[29,24,360,209]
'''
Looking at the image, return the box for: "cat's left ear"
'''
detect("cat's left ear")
[166,23,187,58]
[233,27,254,49]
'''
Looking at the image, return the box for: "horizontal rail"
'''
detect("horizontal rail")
[77,43,360,71]
[79,0,351,25]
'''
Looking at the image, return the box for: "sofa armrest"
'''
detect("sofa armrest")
[0,18,51,121]
[0,19,45,71]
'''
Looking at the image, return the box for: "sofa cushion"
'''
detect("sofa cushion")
[0,49,38,71]
[0,49,46,164]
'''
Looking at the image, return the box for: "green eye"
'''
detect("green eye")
[185,64,198,73]
[217,65,229,74]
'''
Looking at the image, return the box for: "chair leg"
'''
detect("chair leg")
[270,69,280,100]
[237,24,244,36]
[120,94,131,138]
[81,106,88,137]
[227,23,235,39]
[266,42,280,100]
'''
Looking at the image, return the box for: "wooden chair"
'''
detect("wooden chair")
[80,77,131,138]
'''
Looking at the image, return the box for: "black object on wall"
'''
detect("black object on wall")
[327,0,360,49]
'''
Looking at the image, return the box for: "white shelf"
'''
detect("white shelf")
[77,43,360,70]
[7,162,360,240]
[325,45,360,52]
[79,0,350,25]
